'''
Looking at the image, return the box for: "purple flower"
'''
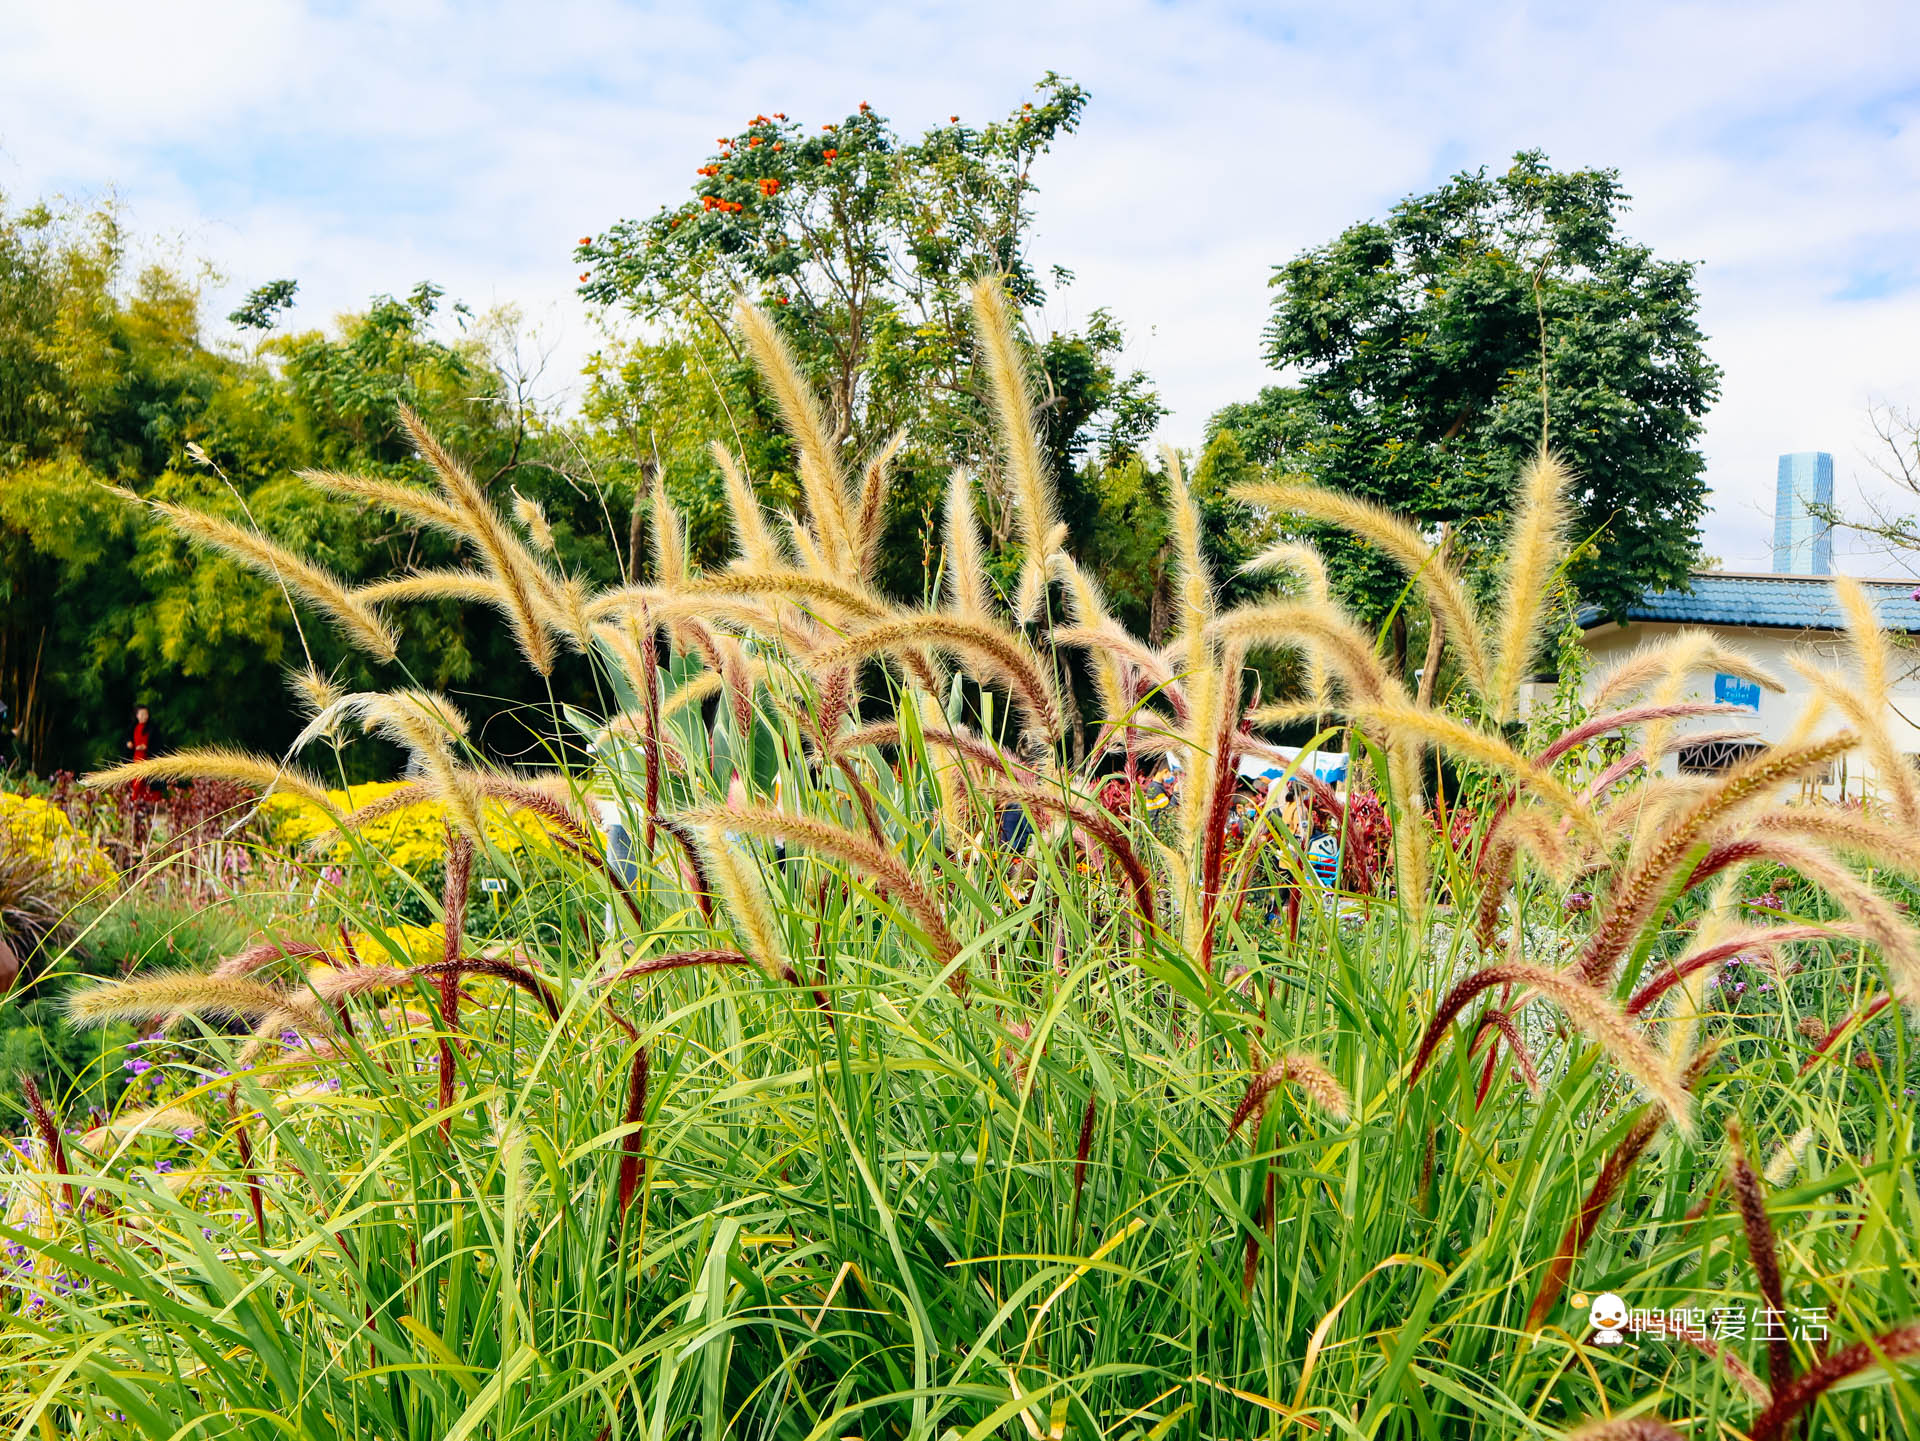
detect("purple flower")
[173,1127,195,1143]
[279,1030,302,1047]
[123,1059,152,1075]
[154,1159,172,1173]
[1563,891,1593,914]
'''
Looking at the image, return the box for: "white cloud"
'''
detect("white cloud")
[5,0,1919,573]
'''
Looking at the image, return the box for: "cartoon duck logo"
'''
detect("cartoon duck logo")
[1589,1292,1629,1345]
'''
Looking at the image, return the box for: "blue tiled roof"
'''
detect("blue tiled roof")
[1579,573,1920,632]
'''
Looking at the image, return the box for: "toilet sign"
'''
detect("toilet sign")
[1713,673,1761,713]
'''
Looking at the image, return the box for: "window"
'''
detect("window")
[1677,739,1766,775]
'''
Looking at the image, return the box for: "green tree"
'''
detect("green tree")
[1216,151,1720,653]
[0,193,616,774]
[577,76,1163,604]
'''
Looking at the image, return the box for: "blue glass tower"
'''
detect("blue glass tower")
[1772,452,1834,575]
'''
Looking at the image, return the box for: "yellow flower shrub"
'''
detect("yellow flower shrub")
[0,790,117,898]
[262,782,572,873]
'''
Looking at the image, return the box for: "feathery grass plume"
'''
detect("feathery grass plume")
[1241,540,1332,707]
[287,665,345,725]
[1835,575,1919,822]
[808,614,1061,744]
[119,489,399,661]
[1729,1120,1795,1396]
[1166,446,1221,862]
[1572,733,1857,988]
[1747,1322,1920,1441]
[1628,922,1855,1019]
[84,1103,204,1148]
[1410,961,1695,1139]
[1212,602,1402,708]
[301,467,468,534]
[1591,629,1783,711]
[1057,623,1182,706]
[734,297,852,565]
[1579,726,1760,803]
[1233,478,1491,701]
[209,939,334,983]
[1471,1008,1542,1095]
[67,972,322,1028]
[397,405,559,673]
[1565,1418,1686,1441]
[854,429,903,582]
[648,464,689,587]
[1727,834,1920,1016]
[600,950,757,985]
[692,828,794,985]
[684,804,965,995]
[19,1072,74,1212]
[713,441,782,571]
[412,957,561,1024]
[942,466,991,620]
[85,747,339,816]
[970,275,1060,622]
[596,569,893,626]
[1537,700,1751,768]
[424,924,459,1134]
[354,569,506,608]
[308,964,411,1003]
[1228,1050,1352,1131]
[1490,451,1572,720]
[1764,1125,1815,1187]
[1070,1090,1098,1220]
[1752,804,1920,879]
[616,1043,649,1216]
[364,690,485,841]
[1347,701,1598,841]
[1789,638,1920,833]
[511,489,556,554]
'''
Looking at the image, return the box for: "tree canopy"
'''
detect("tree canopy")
[1213,151,1720,646]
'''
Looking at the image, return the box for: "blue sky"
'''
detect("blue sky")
[5,0,1920,572]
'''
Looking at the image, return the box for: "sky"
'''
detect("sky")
[5,0,1920,574]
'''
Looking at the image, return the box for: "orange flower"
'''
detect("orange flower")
[578,235,591,245]
[949,115,959,123]
[579,273,589,282]
[771,142,782,151]
[858,101,870,112]
[822,148,838,161]
[748,136,762,147]
[757,177,780,196]
[823,123,837,132]
[774,112,786,120]
[776,295,789,305]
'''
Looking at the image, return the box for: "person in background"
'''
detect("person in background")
[124,703,160,809]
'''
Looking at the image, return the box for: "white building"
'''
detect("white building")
[1576,571,1920,797]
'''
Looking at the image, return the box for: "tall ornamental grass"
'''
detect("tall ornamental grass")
[3,279,1917,1439]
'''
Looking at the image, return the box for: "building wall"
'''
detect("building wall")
[1576,619,1920,798]
[1773,451,1835,575]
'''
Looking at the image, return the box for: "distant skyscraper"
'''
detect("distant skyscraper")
[1773,451,1834,574]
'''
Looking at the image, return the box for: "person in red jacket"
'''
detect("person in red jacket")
[124,703,160,810]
